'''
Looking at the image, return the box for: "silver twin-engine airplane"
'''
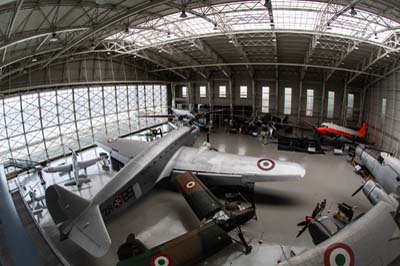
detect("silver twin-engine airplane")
[45,125,305,257]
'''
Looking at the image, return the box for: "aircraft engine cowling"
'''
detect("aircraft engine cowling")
[362,180,396,206]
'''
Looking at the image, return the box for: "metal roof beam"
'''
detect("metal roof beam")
[139,50,187,80]
[41,0,170,69]
[325,41,358,81]
[193,39,231,78]
[347,32,400,85]
[5,0,24,40]
[301,0,364,80]
[150,62,383,78]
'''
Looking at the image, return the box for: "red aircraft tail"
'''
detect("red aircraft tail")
[358,122,368,138]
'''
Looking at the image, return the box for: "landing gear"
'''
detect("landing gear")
[237,227,252,255]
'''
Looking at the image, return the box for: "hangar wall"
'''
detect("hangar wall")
[363,70,400,154]
[0,56,170,163]
[174,69,362,126]
[0,55,165,94]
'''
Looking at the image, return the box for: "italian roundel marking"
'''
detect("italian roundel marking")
[151,254,172,266]
[324,243,355,266]
[185,180,196,190]
[113,196,123,209]
[257,158,275,171]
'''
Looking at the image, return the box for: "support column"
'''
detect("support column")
[251,76,256,116]
[170,82,176,108]
[275,67,279,114]
[187,82,194,111]
[341,82,348,125]
[320,79,326,123]
[358,86,367,126]
[207,79,213,109]
[229,77,233,120]
[297,79,303,123]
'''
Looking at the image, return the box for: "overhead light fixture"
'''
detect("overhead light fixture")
[125,27,129,33]
[350,6,357,16]
[327,23,332,30]
[272,36,276,42]
[213,23,218,30]
[180,10,187,18]
[354,46,359,50]
[133,55,137,58]
[49,32,58,42]
[316,40,320,44]
[158,49,162,53]
[374,32,379,40]
[167,32,171,38]
[229,39,233,43]
[31,57,37,62]
[386,54,390,58]
[107,51,111,55]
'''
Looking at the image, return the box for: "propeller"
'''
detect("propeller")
[351,182,365,197]
[296,199,326,238]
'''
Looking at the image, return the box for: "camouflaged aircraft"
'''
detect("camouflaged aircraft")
[117,172,255,266]
[45,125,305,257]
[279,179,400,266]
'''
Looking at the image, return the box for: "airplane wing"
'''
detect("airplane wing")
[171,147,305,184]
[43,164,72,173]
[173,172,225,221]
[96,137,151,160]
[77,158,100,169]
[117,221,232,266]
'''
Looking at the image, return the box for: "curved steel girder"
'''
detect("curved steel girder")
[112,29,400,54]
[0,27,88,51]
[41,0,171,69]
[0,0,128,13]
[0,48,184,81]
[150,62,383,78]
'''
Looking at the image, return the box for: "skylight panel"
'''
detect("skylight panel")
[106,0,400,50]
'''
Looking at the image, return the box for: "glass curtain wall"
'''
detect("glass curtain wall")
[0,84,168,163]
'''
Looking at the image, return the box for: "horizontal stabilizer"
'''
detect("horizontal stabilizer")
[45,184,90,225]
[118,221,232,266]
[68,206,111,257]
[174,172,224,221]
[46,185,111,257]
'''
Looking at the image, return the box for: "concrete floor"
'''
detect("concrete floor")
[16,128,372,266]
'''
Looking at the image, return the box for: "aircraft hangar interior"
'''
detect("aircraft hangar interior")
[2,0,400,266]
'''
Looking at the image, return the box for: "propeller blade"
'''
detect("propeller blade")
[351,183,365,197]
[303,120,318,130]
[138,114,176,119]
[208,109,225,113]
[296,225,308,238]
[311,203,321,218]
[297,221,308,227]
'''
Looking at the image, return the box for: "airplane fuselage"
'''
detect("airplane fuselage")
[95,126,200,221]
[317,122,359,139]
[356,145,400,195]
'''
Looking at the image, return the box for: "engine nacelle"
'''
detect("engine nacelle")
[362,180,397,206]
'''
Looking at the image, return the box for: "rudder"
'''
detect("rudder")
[359,122,368,138]
[45,184,90,225]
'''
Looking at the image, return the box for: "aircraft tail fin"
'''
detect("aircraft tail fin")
[45,185,111,257]
[359,122,368,138]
